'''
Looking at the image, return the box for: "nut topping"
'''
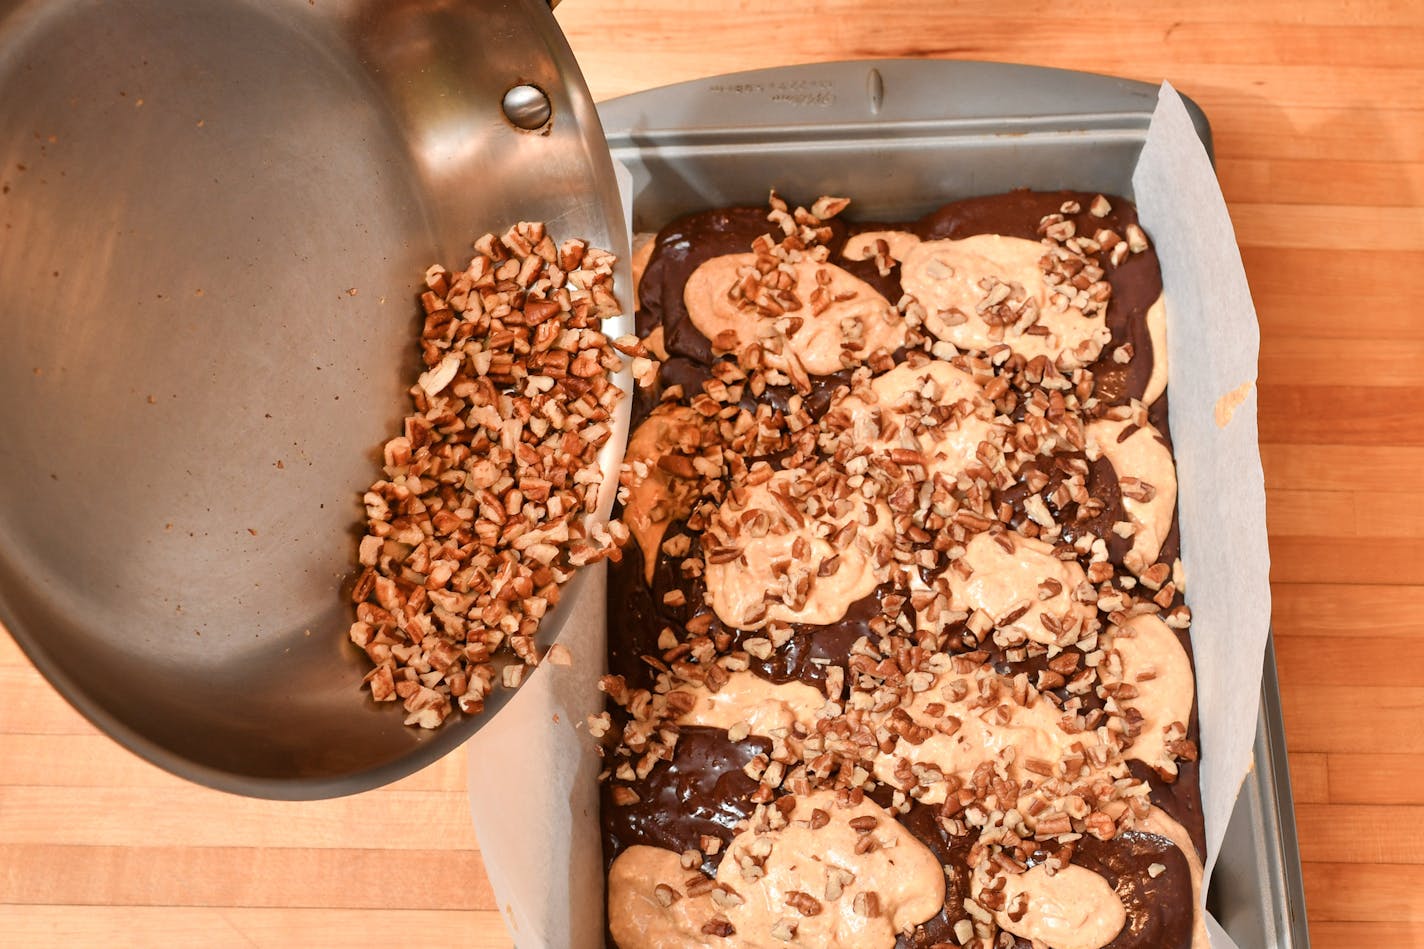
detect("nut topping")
[351,222,626,727]
[600,192,1198,949]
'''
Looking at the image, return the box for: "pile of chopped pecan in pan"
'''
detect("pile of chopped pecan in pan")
[349,223,628,727]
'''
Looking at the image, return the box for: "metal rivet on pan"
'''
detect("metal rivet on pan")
[866,67,884,115]
[502,84,552,131]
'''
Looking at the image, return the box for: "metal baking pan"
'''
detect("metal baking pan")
[598,59,1308,949]
[0,0,629,798]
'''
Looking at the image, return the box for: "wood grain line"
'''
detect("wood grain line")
[0,787,482,851]
[1260,339,1424,388]
[0,845,495,909]
[0,906,514,949]
[1270,583,1424,638]
[1296,804,1424,864]
[1285,752,1330,804]
[1258,386,1424,447]
[1282,687,1424,754]
[1267,489,1424,539]
[1241,248,1424,309]
[1232,203,1424,252]
[1308,921,1424,949]
[1277,636,1424,688]
[1325,754,1424,806]
[1303,862,1424,922]
[1267,536,1424,585]
[1262,446,1424,493]
[1218,158,1424,207]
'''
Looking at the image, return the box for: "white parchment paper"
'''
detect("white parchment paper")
[1133,81,1273,948]
[468,82,1272,949]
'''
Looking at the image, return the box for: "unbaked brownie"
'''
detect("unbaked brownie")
[597,190,1205,949]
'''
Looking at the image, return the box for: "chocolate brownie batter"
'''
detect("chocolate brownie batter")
[602,191,1202,949]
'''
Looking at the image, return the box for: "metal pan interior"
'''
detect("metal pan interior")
[0,0,629,798]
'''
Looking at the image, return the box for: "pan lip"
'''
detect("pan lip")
[598,56,1213,162]
[0,0,629,799]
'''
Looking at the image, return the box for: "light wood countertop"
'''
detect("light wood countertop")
[4,1,1422,946]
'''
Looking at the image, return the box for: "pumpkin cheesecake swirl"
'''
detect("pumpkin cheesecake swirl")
[599,190,1204,949]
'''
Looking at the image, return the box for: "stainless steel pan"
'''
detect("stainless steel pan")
[0,0,629,798]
